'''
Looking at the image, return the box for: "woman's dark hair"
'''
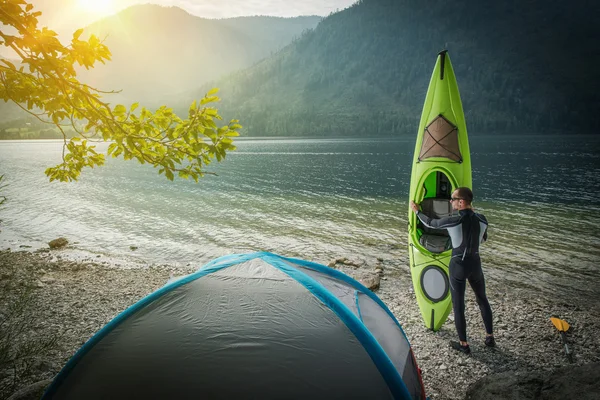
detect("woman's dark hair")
[455,187,473,204]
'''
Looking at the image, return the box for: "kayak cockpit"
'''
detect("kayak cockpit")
[418,198,454,253]
[415,171,456,253]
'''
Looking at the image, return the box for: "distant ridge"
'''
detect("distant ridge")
[76,4,321,105]
[187,0,600,136]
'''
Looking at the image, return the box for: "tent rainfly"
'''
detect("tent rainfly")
[43,252,426,399]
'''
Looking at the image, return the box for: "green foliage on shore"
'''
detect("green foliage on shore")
[194,0,599,136]
[0,115,78,140]
[0,0,241,182]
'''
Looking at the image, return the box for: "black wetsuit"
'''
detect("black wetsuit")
[416,208,493,342]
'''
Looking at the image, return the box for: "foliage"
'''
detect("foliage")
[0,0,241,182]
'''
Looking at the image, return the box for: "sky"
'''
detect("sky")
[25,0,358,34]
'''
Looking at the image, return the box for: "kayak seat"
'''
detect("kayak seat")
[420,198,453,219]
[418,198,454,253]
[419,234,451,253]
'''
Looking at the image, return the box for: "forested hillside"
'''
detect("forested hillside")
[191,0,600,136]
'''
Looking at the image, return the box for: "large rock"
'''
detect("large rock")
[48,237,68,249]
[357,273,381,291]
[466,362,600,400]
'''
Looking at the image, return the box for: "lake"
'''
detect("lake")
[1,135,599,301]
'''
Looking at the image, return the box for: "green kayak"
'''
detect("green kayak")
[408,50,472,331]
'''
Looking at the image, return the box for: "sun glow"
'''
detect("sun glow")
[77,0,115,16]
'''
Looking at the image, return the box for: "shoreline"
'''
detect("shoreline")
[1,248,599,399]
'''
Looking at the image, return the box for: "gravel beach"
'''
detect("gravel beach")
[1,248,599,399]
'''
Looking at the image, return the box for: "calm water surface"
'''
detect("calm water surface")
[1,135,599,301]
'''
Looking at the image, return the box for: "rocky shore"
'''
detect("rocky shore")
[1,248,599,399]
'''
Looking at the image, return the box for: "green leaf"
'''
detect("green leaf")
[107,143,118,155]
[207,88,219,96]
[200,96,219,105]
[141,108,151,120]
[73,28,84,41]
[113,104,126,117]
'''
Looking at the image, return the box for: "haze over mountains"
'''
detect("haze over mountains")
[78,5,321,104]
[1,4,320,124]
[190,0,600,136]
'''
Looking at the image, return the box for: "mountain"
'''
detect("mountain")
[0,5,321,125]
[78,5,321,105]
[187,0,600,136]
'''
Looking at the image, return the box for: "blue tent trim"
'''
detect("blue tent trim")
[43,252,414,399]
[201,253,249,269]
[354,290,364,322]
[278,254,410,342]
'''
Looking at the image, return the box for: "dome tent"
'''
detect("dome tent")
[43,252,426,399]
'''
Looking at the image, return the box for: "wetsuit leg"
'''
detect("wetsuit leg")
[467,258,493,335]
[449,258,468,342]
